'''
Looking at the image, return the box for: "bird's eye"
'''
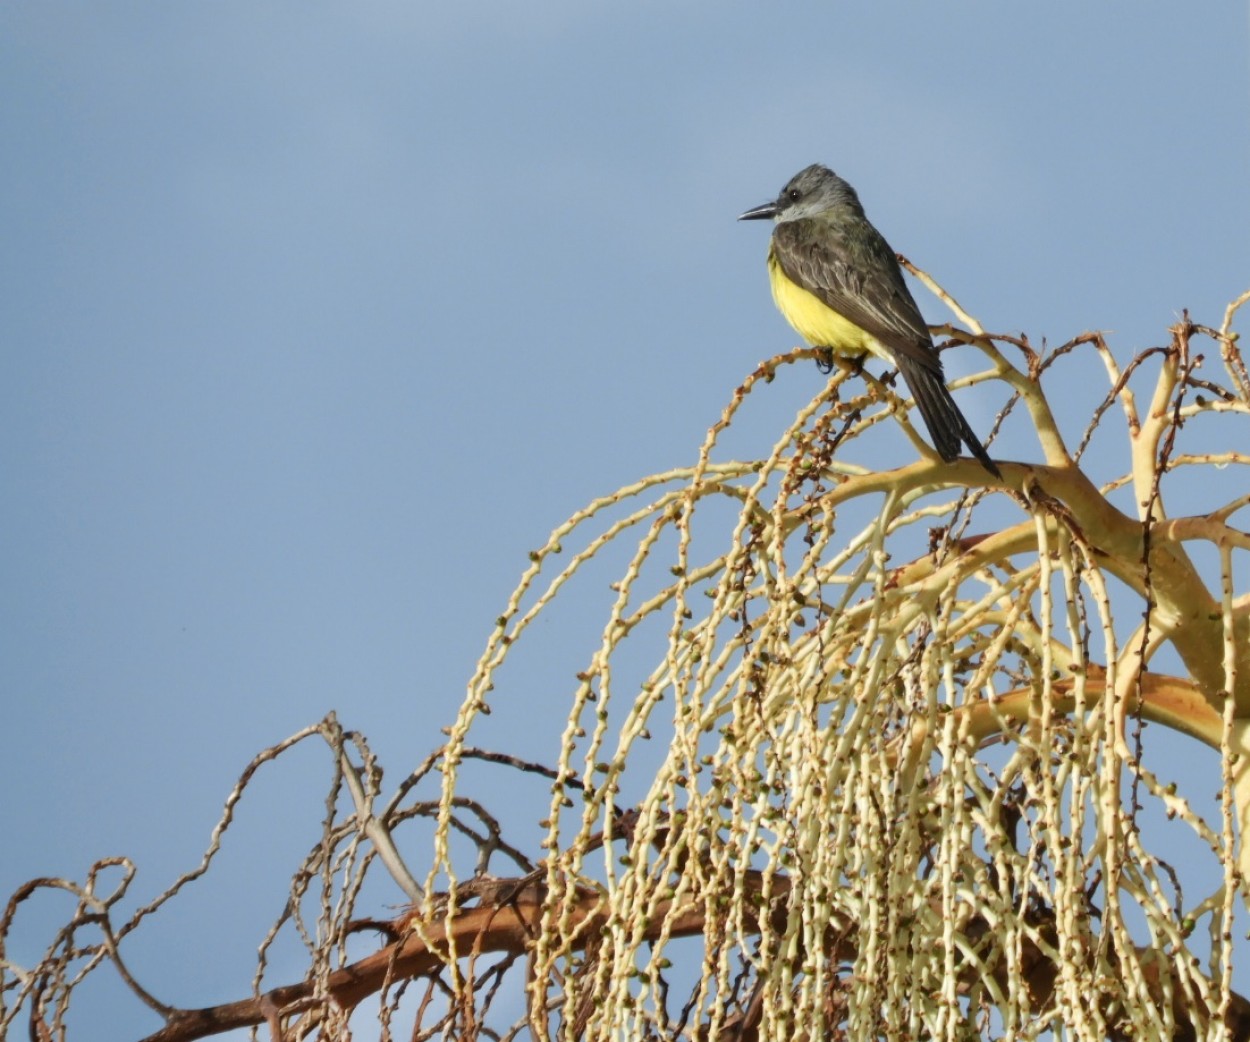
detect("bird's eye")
[788,189,801,202]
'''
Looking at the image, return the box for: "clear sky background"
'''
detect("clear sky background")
[3,4,1249,1038]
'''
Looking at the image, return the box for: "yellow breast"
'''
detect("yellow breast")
[766,249,880,359]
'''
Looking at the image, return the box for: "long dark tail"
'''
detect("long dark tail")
[895,356,1001,478]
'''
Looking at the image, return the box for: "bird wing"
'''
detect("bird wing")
[773,220,942,375]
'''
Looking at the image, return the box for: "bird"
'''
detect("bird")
[738,163,1000,478]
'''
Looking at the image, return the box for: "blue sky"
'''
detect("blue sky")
[3,4,1249,1036]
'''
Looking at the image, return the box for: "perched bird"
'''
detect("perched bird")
[739,164,1000,478]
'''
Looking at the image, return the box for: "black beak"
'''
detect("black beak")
[737,201,777,221]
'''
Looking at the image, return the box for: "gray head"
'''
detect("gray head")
[738,164,864,224]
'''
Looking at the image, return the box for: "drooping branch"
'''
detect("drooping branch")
[8,296,1250,1042]
[136,868,1250,1042]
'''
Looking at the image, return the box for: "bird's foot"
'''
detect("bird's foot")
[815,350,870,378]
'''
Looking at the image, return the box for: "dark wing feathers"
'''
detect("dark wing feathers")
[773,218,1001,477]
[772,220,940,374]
